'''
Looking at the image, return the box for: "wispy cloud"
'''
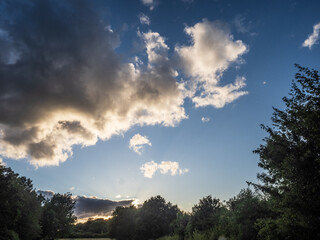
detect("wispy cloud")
[201,117,210,123]
[139,13,151,25]
[302,22,320,49]
[141,0,156,10]
[129,134,152,155]
[140,160,189,178]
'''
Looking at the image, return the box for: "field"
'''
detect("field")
[59,238,113,240]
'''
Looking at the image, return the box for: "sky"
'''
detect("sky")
[0,0,320,220]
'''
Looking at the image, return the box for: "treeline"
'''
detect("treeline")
[106,190,270,240]
[0,165,76,240]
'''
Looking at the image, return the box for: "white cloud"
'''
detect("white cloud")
[262,81,267,85]
[201,117,210,122]
[140,160,189,178]
[115,194,122,199]
[141,0,156,10]
[302,22,320,49]
[129,134,152,155]
[176,19,248,108]
[70,186,75,191]
[139,13,150,25]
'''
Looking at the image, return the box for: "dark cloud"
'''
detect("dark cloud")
[37,190,54,200]
[0,0,186,166]
[74,196,133,219]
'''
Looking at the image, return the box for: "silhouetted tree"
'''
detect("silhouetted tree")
[225,188,270,240]
[0,164,42,240]
[136,195,180,240]
[109,205,138,240]
[190,195,222,233]
[252,65,320,239]
[40,193,76,239]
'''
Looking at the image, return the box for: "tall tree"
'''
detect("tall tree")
[190,195,222,233]
[109,205,138,240]
[0,165,42,240]
[136,195,180,240]
[40,193,76,239]
[252,65,320,239]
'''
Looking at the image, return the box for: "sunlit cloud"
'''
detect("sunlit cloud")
[0,2,248,167]
[115,194,122,199]
[176,19,248,108]
[129,134,152,155]
[302,22,320,49]
[139,13,151,25]
[201,117,210,123]
[140,160,189,178]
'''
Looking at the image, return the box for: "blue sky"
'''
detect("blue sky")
[1,0,320,219]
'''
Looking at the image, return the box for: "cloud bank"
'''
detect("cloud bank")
[129,134,152,155]
[75,196,133,219]
[140,160,189,178]
[302,22,320,49]
[0,2,248,167]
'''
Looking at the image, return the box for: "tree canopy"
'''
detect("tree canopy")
[252,65,320,239]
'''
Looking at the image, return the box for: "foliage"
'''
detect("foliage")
[109,205,138,240]
[71,218,109,238]
[190,195,222,233]
[0,164,43,240]
[224,188,271,240]
[252,65,320,239]
[136,195,180,240]
[41,193,76,240]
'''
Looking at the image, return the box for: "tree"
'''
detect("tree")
[252,65,320,239]
[0,164,43,240]
[109,205,138,240]
[190,195,222,233]
[40,193,76,239]
[225,188,270,240]
[136,195,180,240]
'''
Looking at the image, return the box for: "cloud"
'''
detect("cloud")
[0,0,186,167]
[129,134,152,155]
[139,13,151,25]
[0,3,248,168]
[75,195,133,219]
[37,190,133,220]
[175,19,248,108]
[37,190,55,200]
[115,194,122,199]
[0,157,5,166]
[141,0,156,10]
[302,22,320,49]
[201,117,210,122]
[262,81,267,85]
[140,160,189,178]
